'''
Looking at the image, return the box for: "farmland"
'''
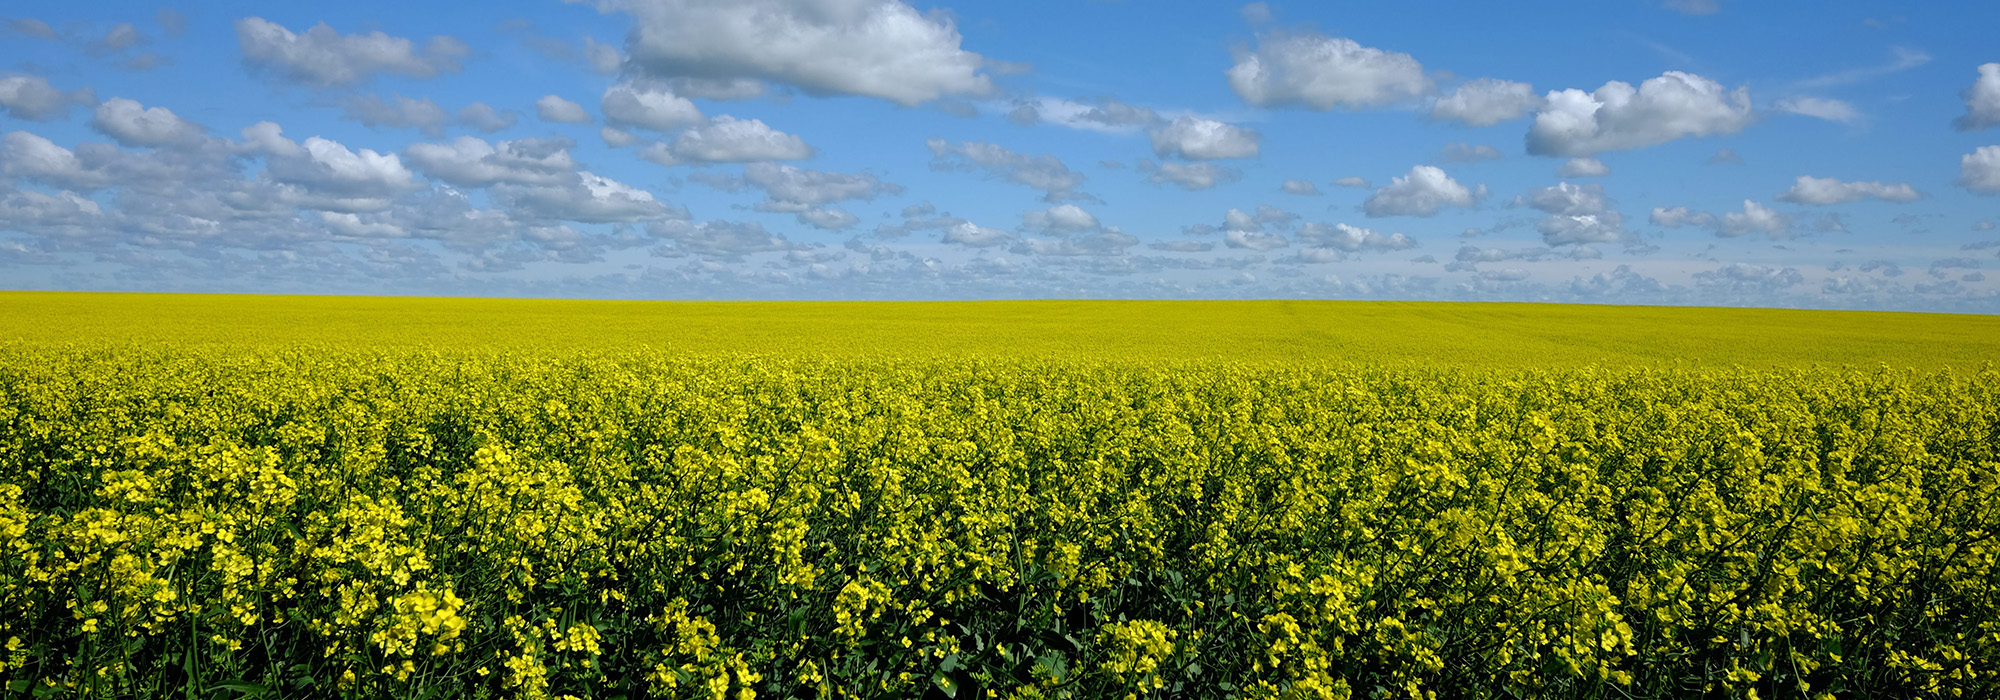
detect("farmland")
[1,292,1996,699]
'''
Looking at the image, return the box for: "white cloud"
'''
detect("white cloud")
[235,17,467,87]
[797,207,859,230]
[1332,176,1370,188]
[1430,78,1542,127]
[1281,179,1320,195]
[264,135,420,205]
[1138,160,1240,190]
[649,218,799,257]
[497,171,679,223]
[1,131,113,190]
[612,0,996,106]
[600,127,641,148]
[1363,165,1476,217]
[1795,47,1931,90]
[1650,206,1715,228]
[942,220,1011,247]
[536,95,593,124]
[235,121,303,158]
[457,103,518,132]
[1960,63,2000,131]
[600,83,703,131]
[927,139,1088,201]
[1022,204,1099,233]
[1773,96,1859,124]
[1558,157,1609,177]
[1776,175,1921,204]
[741,162,901,210]
[89,97,205,148]
[0,75,96,121]
[404,137,579,187]
[1537,214,1624,245]
[1009,96,1158,134]
[1962,146,2000,193]
[1297,222,1416,251]
[665,116,812,163]
[1440,142,1502,163]
[1521,182,1625,245]
[1719,200,1791,237]
[1523,181,1609,216]
[342,95,449,135]
[582,36,622,75]
[1148,116,1260,160]
[1224,229,1288,250]
[1526,71,1754,156]
[1227,30,1432,110]
[1649,200,1789,237]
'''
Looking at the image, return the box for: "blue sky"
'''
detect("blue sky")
[1,0,1997,310]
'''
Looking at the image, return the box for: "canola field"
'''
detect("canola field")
[2,292,1998,699]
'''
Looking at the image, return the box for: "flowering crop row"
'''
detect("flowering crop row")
[1,348,1995,699]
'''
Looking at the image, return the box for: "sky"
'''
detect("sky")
[1,0,1997,311]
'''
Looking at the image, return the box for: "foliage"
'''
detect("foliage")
[2,344,1997,699]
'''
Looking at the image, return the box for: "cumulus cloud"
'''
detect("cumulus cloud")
[928,139,1089,202]
[649,218,799,257]
[263,134,420,207]
[1137,160,1241,190]
[5,18,58,39]
[1149,116,1260,159]
[1957,63,2000,131]
[1,131,114,190]
[1021,204,1099,234]
[1961,146,2000,193]
[609,0,996,106]
[1363,165,1477,217]
[582,36,622,75]
[1773,96,1859,124]
[457,103,518,132]
[1430,78,1542,127]
[497,171,680,223]
[89,98,206,148]
[941,220,1011,248]
[1775,175,1921,204]
[1520,181,1626,245]
[1526,71,1754,156]
[1332,176,1370,188]
[0,75,97,121]
[600,127,641,148]
[659,116,812,164]
[702,163,899,229]
[1223,229,1288,250]
[1227,30,1432,110]
[1650,200,1790,237]
[1719,200,1791,237]
[600,83,704,131]
[404,136,579,187]
[1281,179,1320,195]
[1695,263,1804,291]
[235,17,467,87]
[1557,157,1609,177]
[342,95,449,135]
[1650,206,1715,228]
[1008,96,1159,133]
[1296,222,1416,252]
[537,95,593,124]
[1440,142,1502,163]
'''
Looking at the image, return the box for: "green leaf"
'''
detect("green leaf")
[940,652,961,674]
[932,673,959,698]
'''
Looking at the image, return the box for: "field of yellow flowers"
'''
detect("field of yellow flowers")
[1,294,1997,699]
